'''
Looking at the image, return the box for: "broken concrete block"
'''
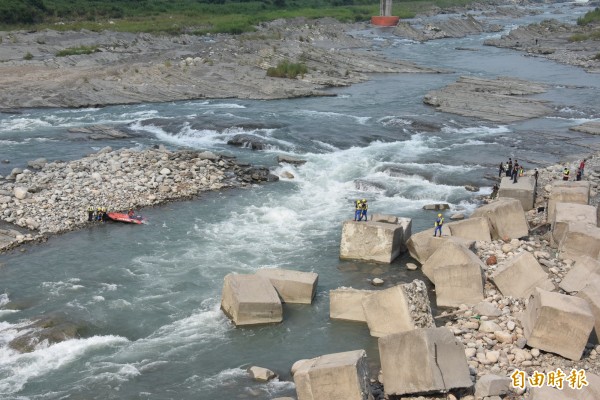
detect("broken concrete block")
[530,372,600,400]
[471,198,529,240]
[293,350,371,400]
[406,228,475,264]
[220,273,282,326]
[558,222,600,262]
[256,268,318,304]
[369,213,398,224]
[446,216,491,242]
[378,327,472,396]
[552,202,597,246]
[433,262,485,308]
[421,241,483,284]
[474,374,511,398]
[491,251,554,299]
[340,219,409,263]
[559,256,600,293]
[498,176,536,211]
[361,280,434,337]
[329,288,373,323]
[548,181,591,223]
[522,288,595,361]
[577,275,600,345]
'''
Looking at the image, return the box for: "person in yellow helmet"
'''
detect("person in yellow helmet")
[87,205,94,222]
[360,199,368,221]
[434,213,444,237]
[354,199,363,221]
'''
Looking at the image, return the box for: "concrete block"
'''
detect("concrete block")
[552,202,597,246]
[340,220,408,263]
[498,176,535,211]
[446,217,491,242]
[433,261,485,308]
[522,288,595,361]
[422,241,483,284]
[330,288,373,323]
[474,374,511,398]
[406,228,475,264]
[256,268,318,304]
[559,222,600,262]
[471,198,529,240]
[559,256,600,293]
[548,181,591,223]
[361,280,434,337]
[369,213,397,224]
[378,327,472,396]
[491,251,554,299]
[577,275,600,344]
[293,350,371,400]
[220,273,282,326]
[530,372,600,400]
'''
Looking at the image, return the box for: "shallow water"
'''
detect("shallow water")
[1,3,599,399]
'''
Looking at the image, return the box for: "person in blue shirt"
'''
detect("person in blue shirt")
[434,213,444,237]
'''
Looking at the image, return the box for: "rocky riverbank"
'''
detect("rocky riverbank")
[0,146,278,253]
[0,18,442,109]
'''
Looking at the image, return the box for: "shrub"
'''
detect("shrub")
[266,59,308,79]
[56,45,99,57]
[23,52,33,60]
[577,7,600,26]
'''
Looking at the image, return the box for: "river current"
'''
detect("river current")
[1,3,599,399]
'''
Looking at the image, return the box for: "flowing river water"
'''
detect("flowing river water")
[1,3,599,399]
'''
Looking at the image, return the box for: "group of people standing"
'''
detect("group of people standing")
[87,206,108,222]
[498,158,524,184]
[353,199,368,221]
[563,159,586,181]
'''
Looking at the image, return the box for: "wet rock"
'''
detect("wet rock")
[227,134,266,150]
[67,125,131,140]
[278,155,307,165]
[8,314,89,353]
[248,366,277,382]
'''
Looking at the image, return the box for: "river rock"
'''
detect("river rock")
[248,366,277,382]
[475,374,511,398]
[13,187,28,200]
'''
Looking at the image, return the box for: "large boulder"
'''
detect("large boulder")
[471,198,528,240]
[446,217,491,242]
[552,202,597,246]
[547,181,590,223]
[256,268,318,304]
[293,350,371,400]
[220,273,282,326]
[558,222,600,262]
[329,288,373,322]
[522,288,595,361]
[491,251,554,299]
[378,327,472,396]
[340,220,410,263]
[559,256,600,293]
[406,228,475,264]
[498,176,536,211]
[361,280,434,337]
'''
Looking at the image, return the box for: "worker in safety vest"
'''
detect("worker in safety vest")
[354,199,363,221]
[563,167,570,181]
[87,206,94,222]
[360,199,368,221]
[434,213,444,237]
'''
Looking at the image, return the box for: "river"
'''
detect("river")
[0,3,599,399]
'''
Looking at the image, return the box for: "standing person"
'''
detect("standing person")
[87,205,94,222]
[576,168,582,181]
[563,167,570,181]
[360,199,368,221]
[512,164,518,183]
[434,213,444,237]
[534,168,539,187]
[579,159,586,178]
[96,207,102,221]
[491,184,499,199]
[519,165,524,177]
[498,162,505,178]
[506,158,513,177]
[354,199,363,221]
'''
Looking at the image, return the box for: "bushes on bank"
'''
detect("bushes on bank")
[267,60,308,79]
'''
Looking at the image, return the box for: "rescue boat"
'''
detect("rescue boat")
[107,212,145,224]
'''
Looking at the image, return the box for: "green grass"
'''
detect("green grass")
[0,0,481,35]
[569,29,600,42]
[577,7,600,26]
[267,59,308,78]
[56,45,99,57]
